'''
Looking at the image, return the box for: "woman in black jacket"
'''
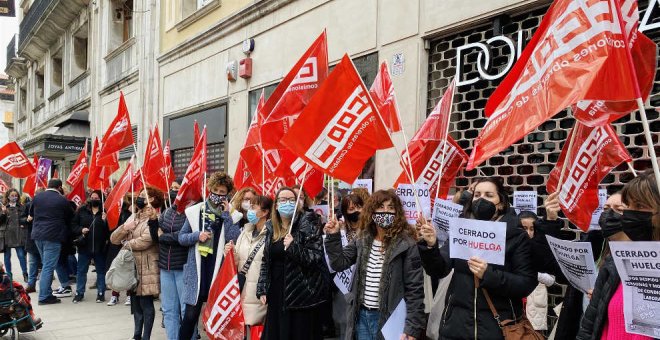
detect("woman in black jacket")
[324,189,424,340]
[256,186,330,340]
[0,188,29,281]
[70,190,109,303]
[418,177,537,340]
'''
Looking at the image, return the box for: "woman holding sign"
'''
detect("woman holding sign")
[418,177,537,339]
[577,170,660,340]
[324,189,425,340]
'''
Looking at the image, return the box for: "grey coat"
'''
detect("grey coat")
[0,204,28,249]
[324,232,426,340]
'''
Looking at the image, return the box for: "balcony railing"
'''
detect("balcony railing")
[105,40,138,87]
[18,0,53,51]
[5,34,16,68]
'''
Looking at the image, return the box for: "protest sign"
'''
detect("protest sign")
[609,242,660,338]
[432,200,463,248]
[513,191,537,214]
[449,218,506,265]
[381,299,406,340]
[396,184,431,225]
[545,235,597,295]
[311,204,329,224]
[322,230,355,295]
[353,178,373,194]
[589,189,607,231]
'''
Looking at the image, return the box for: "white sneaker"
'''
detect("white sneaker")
[52,286,72,298]
[107,296,118,306]
[124,296,131,306]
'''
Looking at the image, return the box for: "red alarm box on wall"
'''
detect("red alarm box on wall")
[239,58,252,79]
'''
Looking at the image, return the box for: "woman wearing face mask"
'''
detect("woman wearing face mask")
[231,187,257,231]
[577,170,659,340]
[225,195,272,336]
[110,187,163,340]
[340,194,364,242]
[0,188,29,282]
[256,187,329,340]
[324,189,425,340]
[418,177,537,340]
[70,190,109,303]
[178,172,241,340]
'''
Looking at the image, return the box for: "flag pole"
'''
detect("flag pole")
[613,4,660,193]
[288,163,311,234]
[556,123,578,193]
[261,149,266,194]
[131,144,152,206]
[350,61,423,217]
[330,177,335,220]
[627,162,637,178]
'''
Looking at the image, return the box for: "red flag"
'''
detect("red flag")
[260,31,329,150]
[66,143,89,187]
[233,157,261,194]
[394,138,468,200]
[469,0,646,169]
[163,139,175,185]
[202,250,245,340]
[370,62,403,132]
[104,159,134,230]
[88,138,113,191]
[142,126,169,193]
[22,155,38,197]
[99,92,134,166]
[174,127,207,212]
[193,120,200,150]
[67,180,86,207]
[413,78,455,142]
[0,178,9,193]
[546,122,631,231]
[284,155,324,198]
[0,142,37,178]
[52,169,59,179]
[236,91,267,193]
[282,54,392,184]
[132,168,145,193]
[250,325,264,340]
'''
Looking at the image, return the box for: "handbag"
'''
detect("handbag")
[237,238,266,292]
[105,242,139,292]
[478,277,544,340]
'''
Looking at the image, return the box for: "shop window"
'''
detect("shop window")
[71,24,89,79]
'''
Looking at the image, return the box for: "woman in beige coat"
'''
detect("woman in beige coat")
[225,195,272,334]
[110,187,163,340]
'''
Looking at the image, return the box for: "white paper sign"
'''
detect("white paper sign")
[449,218,507,265]
[589,189,608,231]
[545,235,598,295]
[432,200,463,248]
[381,299,406,340]
[609,242,660,338]
[396,184,431,225]
[311,204,329,224]
[352,178,373,194]
[322,230,355,295]
[513,191,537,214]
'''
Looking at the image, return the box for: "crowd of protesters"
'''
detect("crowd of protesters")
[0,167,656,340]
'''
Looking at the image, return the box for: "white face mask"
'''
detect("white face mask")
[241,201,251,211]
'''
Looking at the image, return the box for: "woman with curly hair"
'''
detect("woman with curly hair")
[230,187,257,232]
[324,189,425,340]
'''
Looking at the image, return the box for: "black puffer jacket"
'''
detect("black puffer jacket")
[576,257,620,340]
[256,211,330,310]
[157,207,188,270]
[18,202,36,254]
[418,211,537,340]
[70,206,109,255]
[530,218,566,281]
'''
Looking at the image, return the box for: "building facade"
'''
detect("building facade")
[4,0,159,189]
[157,0,660,196]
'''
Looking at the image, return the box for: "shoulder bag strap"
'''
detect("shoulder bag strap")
[239,237,266,275]
[474,275,503,327]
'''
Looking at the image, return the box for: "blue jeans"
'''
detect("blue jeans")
[35,240,62,301]
[76,252,107,297]
[160,269,185,340]
[356,308,380,340]
[27,251,40,287]
[4,247,28,278]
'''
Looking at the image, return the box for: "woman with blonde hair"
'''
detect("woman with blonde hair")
[257,186,329,340]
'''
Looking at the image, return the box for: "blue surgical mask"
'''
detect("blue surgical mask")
[277,202,296,218]
[247,209,259,224]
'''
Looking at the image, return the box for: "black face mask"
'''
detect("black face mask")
[471,198,498,221]
[136,197,147,210]
[345,211,360,223]
[88,200,102,208]
[599,209,623,238]
[169,190,178,203]
[621,210,654,241]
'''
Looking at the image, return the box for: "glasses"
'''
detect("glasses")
[277,198,297,204]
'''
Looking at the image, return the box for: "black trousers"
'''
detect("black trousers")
[179,301,204,340]
[131,295,155,340]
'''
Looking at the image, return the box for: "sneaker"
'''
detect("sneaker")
[72,295,84,303]
[124,296,131,306]
[25,285,36,294]
[107,296,119,306]
[96,294,105,303]
[38,295,61,305]
[53,286,73,298]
